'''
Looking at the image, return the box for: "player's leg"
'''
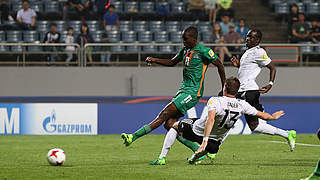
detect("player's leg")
[121,102,180,146]
[150,123,180,165]
[243,91,296,151]
[301,158,320,180]
[164,117,200,152]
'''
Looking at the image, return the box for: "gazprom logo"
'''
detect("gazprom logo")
[0,108,20,134]
[42,109,92,134]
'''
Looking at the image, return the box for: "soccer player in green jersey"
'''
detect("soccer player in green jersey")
[121,26,226,155]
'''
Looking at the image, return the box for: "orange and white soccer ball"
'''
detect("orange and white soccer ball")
[47,148,66,166]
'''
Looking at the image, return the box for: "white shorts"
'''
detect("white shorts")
[205,0,218,9]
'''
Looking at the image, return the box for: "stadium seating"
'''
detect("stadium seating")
[6,31,23,42]
[140,2,154,13]
[133,21,148,32]
[23,31,39,43]
[149,21,163,32]
[107,31,121,43]
[119,21,132,32]
[138,31,153,43]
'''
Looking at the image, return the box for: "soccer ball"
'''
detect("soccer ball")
[47,148,66,166]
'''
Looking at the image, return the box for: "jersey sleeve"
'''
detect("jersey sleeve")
[207,97,221,112]
[201,47,218,64]
[255,48,271,66]
[173,47,184,61]
[241,101,258,116]
[17,10,22,19]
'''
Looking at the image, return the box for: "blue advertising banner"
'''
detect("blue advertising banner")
[98,96,320,134]
[0,103,97,135]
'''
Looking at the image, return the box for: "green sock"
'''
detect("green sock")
[132,125,152,142]
[314,158,320,176]
[177,136,199,152]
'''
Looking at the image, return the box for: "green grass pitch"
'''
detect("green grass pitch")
[0,134,319,180]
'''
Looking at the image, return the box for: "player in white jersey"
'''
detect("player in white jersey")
[150,77,285,165]
[231,29,296,152]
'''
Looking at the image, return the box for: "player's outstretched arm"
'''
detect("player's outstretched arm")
[231,56,240,68]
[256,110,284,121]
[196,110,216,153]
[212,58,226,91]
[259,62,276,94]
[145,56,180,67]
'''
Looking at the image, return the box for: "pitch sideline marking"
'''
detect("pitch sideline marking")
[261,140,320,147]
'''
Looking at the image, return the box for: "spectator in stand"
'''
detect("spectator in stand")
[65,27,75,64]
[288,4,299,38]
[188,0,205,21]
[216,0,234,22]
[63,0,92,21]
[95,0,110,20]
[103,5,119,31]
[291,13,310,43]
[16,0,36,30]
[43,23,61,62]
[76,23,94,64]
[223,24,241,52]
[219,14,234,35]
[210,23,232,63]
[205,0,218,23]
[0,0,12,23]
[101,33,111,63]
[236,18,249,40]
[310,19,320,43]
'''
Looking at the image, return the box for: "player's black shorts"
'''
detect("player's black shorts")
[236,90,264,129]
[177,118,221,154]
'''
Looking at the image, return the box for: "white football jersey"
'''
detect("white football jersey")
[238,46,272,92]
[193,96,258,141]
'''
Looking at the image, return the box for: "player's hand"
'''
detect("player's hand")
[271,110,285,120]
[259,84,272,94]
[196,141,208,153]
[145,57,154,66]
[231,56,239,67]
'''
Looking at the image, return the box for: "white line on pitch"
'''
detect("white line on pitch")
[261,140,320,147]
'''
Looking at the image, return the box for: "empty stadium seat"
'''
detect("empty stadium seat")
[44,1,59,13]
[138,31,153,43]
[113,1,123,13]
[107,31,120,43]
[155,31,168,43]
[201,32,211,43]
[170,31,182,43]
[31,2,44,13]
[140,2,154,13]
[275,3,289,15]
[92,30,105,43]
[0,31,5,42]
[110,46,125,53]
[119,21,132,32]
[149,21,164,32]
[122,31,138,52]
[159,45,173,53]
[36,21,49,32]
[133,21,148,32]
[23,31,39,43]
[6,31,23,42]
[181,21,195,30]
[11,42,24,52]
[306,3,319,14]
[142,46,157,52]
[170,2,185,14]
[198,22,211,33]
[86,21,100,32]
[52,21,67,32]
[12,4,22,12]
[124,1,138,13]
[165,21,180,32]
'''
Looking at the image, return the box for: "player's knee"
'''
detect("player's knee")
[248,122,258,131]
[164,122,171,131]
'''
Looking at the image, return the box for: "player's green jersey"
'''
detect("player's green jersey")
[175,43,218,97]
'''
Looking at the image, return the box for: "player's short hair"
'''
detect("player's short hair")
[67,27,73,31]
[184,26,198,40]
[225,77,240,95]
[50,23,57,27]
[250,29,262,42]
[22,0,29,4]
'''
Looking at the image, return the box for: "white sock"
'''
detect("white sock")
[159,128,178,158]
[254,119,288,139]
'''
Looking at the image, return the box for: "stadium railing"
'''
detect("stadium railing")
[0,43,81,66]
[84,43,320,67]
[0,43,318,66]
